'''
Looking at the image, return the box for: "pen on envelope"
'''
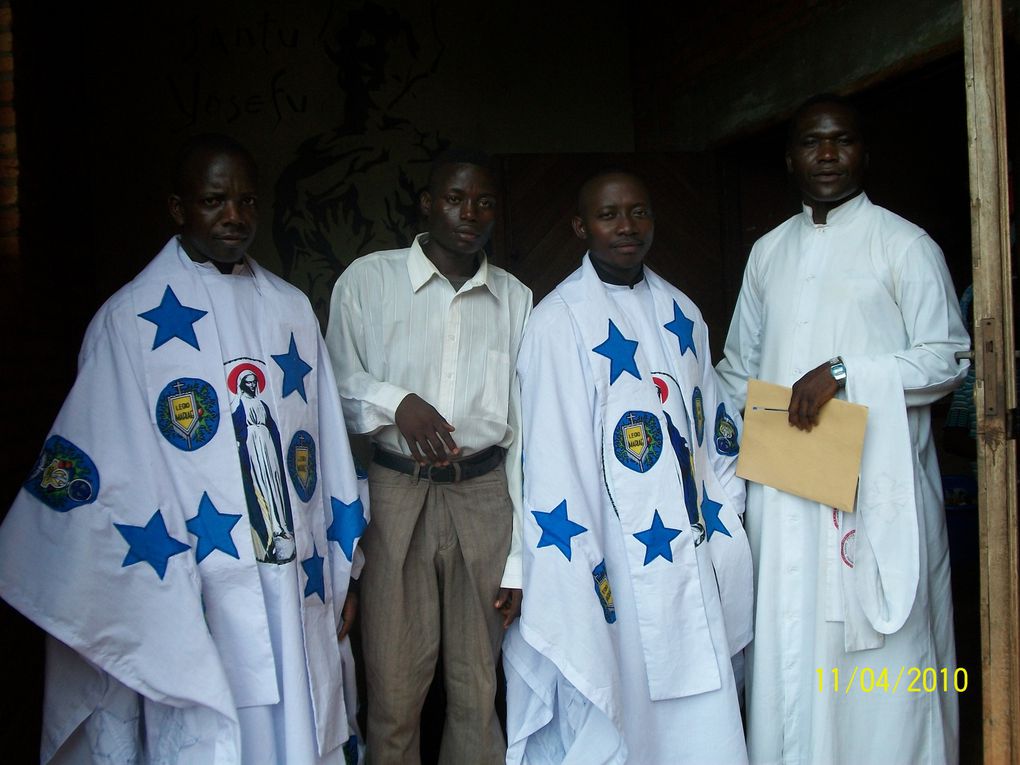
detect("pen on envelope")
[751,406,789,412]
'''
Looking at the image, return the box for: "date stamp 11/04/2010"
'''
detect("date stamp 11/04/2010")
[816,667,968,694]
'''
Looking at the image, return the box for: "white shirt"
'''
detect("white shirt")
[326,233,532,586]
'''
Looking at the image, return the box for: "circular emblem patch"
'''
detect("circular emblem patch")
[692,387,705,446]
[714,402,739,456]
[840,529,856,568]
[24,435,101,512]
[287,430,318,502]
[612,410,663,473]
[155,377,220,451]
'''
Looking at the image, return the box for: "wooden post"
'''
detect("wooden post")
[962,0,1020,761]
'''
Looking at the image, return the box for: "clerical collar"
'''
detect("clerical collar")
[803,191,869,227]
[194,256,251,277]
[590,257,645,289]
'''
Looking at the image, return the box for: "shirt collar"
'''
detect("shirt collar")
[801,191,870,227]
[406,233,499,298]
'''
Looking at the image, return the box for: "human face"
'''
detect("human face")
[169,151,258,264]
[420,163,498,268]
[573,173,654,284]
[786,102,867,223]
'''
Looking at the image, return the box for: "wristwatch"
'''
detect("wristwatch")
[829,356,847,388]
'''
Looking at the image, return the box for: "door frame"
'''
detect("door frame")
[962,0,1020,761]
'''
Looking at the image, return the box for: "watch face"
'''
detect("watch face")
[830,360,847,384]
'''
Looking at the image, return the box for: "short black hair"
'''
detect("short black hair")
[172,134,258,194]
[575,167,649,217]
[787,93,865,147]
[426,148,498,193]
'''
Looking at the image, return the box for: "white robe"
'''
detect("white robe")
[0,239,367,764]
[505,256,752,764]
[716,194,969,764]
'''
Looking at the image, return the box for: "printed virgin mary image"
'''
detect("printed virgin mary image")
[227,360,296,564]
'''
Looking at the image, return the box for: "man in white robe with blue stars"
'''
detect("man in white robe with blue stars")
[0,135,367,764]
[503,170,753,764]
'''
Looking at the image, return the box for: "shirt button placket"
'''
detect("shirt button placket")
[439,298,460,416]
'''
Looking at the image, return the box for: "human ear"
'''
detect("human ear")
[168,195,185,226]
[419,190,432,219]
[571,215,587,241]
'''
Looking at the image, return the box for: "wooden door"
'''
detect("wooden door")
[963,0,1020,761]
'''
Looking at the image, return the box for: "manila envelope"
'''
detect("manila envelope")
[736,379,868,513]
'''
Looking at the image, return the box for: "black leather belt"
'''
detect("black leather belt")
[372,445,505,484]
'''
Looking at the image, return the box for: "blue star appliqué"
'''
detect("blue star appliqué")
[592,320,641,384]
[137,285,208,351]
[532,499,588,561]
[327,495,367,562]
[634,509,682,565]
[663,300,697,358]
[186,492,241,563]
[302,545,326,602]
[114,509,191,579]
[701,483,731,541]
[272,333,313,402]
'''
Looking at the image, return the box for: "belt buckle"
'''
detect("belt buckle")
[427,462,460,483]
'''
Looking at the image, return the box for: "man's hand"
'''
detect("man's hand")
[494,588,522,629]
[788,361,839,431]
[338,589,358,640]
[395,393,460,466]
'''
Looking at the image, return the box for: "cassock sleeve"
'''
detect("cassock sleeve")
[844,234,969,407]
[715,244,765,412]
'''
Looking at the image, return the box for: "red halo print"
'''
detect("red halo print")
[227,362,266,394]
[652,376,669,403]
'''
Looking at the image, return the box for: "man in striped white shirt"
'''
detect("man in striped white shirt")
[326,149,532,765]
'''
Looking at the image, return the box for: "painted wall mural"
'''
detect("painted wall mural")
[83,0,635,320]
[272,2,449,310]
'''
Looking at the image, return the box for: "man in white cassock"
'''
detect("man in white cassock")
[504,170,753,764]
[0,135,367,764]
[716,95,969,764]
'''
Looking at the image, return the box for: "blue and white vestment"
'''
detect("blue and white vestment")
[0,239,367,764]
[504,256,752,764]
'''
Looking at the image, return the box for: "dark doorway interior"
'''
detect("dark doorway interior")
[1,1,1007,755]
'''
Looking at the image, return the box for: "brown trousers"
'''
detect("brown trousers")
[360,462,512,765]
